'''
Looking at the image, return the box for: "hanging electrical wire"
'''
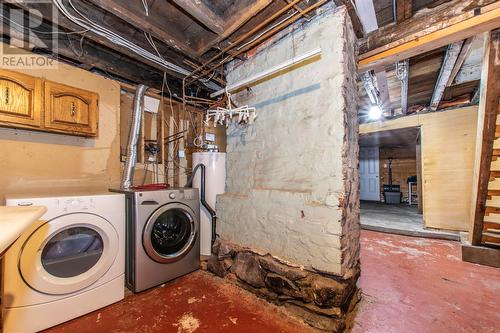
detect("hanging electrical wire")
[51,0,221,90]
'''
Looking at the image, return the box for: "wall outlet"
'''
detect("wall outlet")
[178,150,185,158]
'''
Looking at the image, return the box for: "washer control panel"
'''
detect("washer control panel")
[60,198,93,212]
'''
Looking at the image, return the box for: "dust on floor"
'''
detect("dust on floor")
[44,270,317,333]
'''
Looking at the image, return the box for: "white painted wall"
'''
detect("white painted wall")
[216,6,359,275]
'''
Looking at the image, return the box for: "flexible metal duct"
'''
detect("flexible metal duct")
[121,84,149,189]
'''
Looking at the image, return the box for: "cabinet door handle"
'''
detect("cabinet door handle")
[4,87,9,105]
[70,102,76,116]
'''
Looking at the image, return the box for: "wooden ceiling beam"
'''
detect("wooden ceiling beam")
[1,18,182,95]
[429,40,464,110]
[446,36,476,86]
[170,0,225,35]
[395,0,413,23]
[334,0,364,38]
[6,1,198,82]
[87,0,200,59]
[396,60,409,114]
[356,0,391,113]
[284,0,312,20]
[196,0,272,55]
[358,0,500,72]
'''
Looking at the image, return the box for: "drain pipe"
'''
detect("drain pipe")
[185,164,217,247]
[121,84,149,189]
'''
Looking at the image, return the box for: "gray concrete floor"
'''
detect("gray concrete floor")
[360,201,460,241]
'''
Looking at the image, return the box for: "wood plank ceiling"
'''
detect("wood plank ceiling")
[357,0,492,123]
[1,0,331,100]
[0,0,490,117]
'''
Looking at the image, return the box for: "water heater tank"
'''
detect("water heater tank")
[192,152,226,256]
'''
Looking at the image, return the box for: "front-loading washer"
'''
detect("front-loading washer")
[3,192,125,333]
[112,188,199,293]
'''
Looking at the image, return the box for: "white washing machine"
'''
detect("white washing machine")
[3,192,125,333]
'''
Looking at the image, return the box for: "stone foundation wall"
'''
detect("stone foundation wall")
[212,4,360,332]
[207,239,360,332]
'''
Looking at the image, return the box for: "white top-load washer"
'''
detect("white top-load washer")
[3,192,125,333]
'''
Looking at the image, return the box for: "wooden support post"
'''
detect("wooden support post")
[429,41,464,111]
[469,30,500,245]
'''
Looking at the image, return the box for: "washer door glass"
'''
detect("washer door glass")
[151,209,192,255]
[41,227,104,278]
[143,204,197,263]
[19,213,119,295]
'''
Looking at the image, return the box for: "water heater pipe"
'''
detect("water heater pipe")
[122,84,149,189]
[185,164,217,247]
[210,47,322,98]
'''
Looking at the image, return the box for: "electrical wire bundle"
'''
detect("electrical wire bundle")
[51,0,220,90]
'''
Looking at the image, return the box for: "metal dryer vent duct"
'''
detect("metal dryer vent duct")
[121,84,149,189]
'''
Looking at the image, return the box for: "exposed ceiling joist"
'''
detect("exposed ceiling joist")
[196,0,273,55]
[86,0,200,58]
[170,0,225,35]
[356,0,391,113]
[361,71,382,106]
[430,41,465,111]
[1,17,174,94]
[355,0,378,33]
[284,0,312,20]
[396,60,409,114]
[375,71,392,113]
[6,1,199,82]
[358,0,500,72]
[446,36,476,86]
[395,0,413,23]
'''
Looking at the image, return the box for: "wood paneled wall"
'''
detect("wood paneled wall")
[360,106,478,231]
[379,146,417,202]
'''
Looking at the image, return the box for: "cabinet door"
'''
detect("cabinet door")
[0,69,42,128]
[44,81,98,137]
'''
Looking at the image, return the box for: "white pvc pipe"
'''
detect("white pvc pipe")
[210,48,322,98]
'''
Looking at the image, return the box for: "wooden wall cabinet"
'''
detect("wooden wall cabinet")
[0,69,99,137]
[44,81,98,137]
[0,69,42,129]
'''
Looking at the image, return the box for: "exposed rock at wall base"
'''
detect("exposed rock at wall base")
[206,238,360,332]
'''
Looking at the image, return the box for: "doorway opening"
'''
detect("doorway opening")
[359,127,458,240]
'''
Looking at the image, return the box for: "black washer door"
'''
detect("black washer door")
[151,209,192,255]
[143,204,196,263]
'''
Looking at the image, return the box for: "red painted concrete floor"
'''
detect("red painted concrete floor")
[44,270,316,333]
[44,231,500,333]
[352,231,500,333]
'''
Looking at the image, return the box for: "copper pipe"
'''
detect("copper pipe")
[191,0,327,85]
[184,0,303,83]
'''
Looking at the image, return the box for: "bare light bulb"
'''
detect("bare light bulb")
[368,105,382,120]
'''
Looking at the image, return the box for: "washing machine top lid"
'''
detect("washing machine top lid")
[6,192,125,221]
[5,190,122,201]
[110,187,193,194]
